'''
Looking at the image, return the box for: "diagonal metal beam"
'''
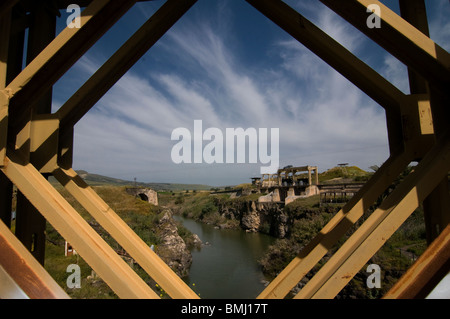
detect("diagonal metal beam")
[258,151,411,299]
[0,7,12,166]
[1,151,159,299]
[53,167,200,299]
[57,0,198,133]
[384,223,450,299]
[319,0,450,96]
[245,0,405,154]
[0,218,70,299]
[6,0,138,129]
[245,0,406,113]
[296,128,450,299]
[399,0,450,246]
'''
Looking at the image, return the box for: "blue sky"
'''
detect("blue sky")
[52,0,450,186]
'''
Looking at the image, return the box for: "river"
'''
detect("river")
[173,215,276,299]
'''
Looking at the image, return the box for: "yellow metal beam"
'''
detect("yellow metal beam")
[1,152,159,299]
[245,0,406,154]
[258,152,412,299]
[28,114,60,173]
[0,8,12,226]
[53,167,200,299]
[0,9,11,166]
[402,94,435,160]
[399,0,450,246]
[57,0,197,133]
[6,0,137,129]
[0,218,70,299]
[296,129,450,299]
[319,0,450,95]
[384,223,450,299]
[0,86,8,167]
[245,0,406,113]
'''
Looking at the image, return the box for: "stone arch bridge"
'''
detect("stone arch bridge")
[126,187,158,206]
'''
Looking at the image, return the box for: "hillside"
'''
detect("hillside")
[64,165,370,192]
[69,170,213,191]
[44,185,199,298]
[319,165,371,183]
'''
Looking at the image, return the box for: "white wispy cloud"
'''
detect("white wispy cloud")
[67,1,431,185]
[428,0,450,52]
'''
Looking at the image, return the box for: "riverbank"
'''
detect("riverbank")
[39,184,428,299]
[174,214,276,298]
[161,190,428,299]
[43,186,198,298]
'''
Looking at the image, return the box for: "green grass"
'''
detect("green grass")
[318,166,370,183]
[43,185,167,299]
[44,239,118,299]
[69,170,213,191]
[258,198,428,298]
[38,165,431,299]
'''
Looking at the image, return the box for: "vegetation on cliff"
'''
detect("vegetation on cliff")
[158,165,429,299]
[43,186,196,298]
[25,164,431,299]
[256,167,429,299]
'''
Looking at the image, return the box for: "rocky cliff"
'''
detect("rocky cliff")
[155,210,192,278]
[215,198,290,238]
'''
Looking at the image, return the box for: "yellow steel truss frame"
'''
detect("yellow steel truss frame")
[0,0,448,299]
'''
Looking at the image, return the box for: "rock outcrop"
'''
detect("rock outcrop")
[155,210,192,278]
[215,199,290,238]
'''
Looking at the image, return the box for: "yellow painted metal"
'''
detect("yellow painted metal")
[258,152,412,299]
[252,1,448,299]
[417,98,434,136]
[0,0,448,300]
[29,114,59,173]
[0,10,10,166]
[14,118,31,161]
[57,0,197,132]
[53,167,200,299]
[0,11,10,88]
[384,224,450,299]
[0,91,8,167]
[402,94,436,160]
[319,0,450,95]
[0,218,70,299]
[296,129,450,299]
[245,0,406,153]
[1,152,159,299]
[5,0,112,98]
[245,0,406,113]
[363,0,450,67]
[399,0,450,247]
[6,0,138,129]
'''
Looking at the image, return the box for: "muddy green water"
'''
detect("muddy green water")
[174,215,276,299]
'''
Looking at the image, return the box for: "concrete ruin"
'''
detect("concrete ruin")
[256,165,320,204]
[126,187,158,206]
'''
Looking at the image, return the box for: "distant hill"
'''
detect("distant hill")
[73,170,212,192]
[319,166,370,183]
